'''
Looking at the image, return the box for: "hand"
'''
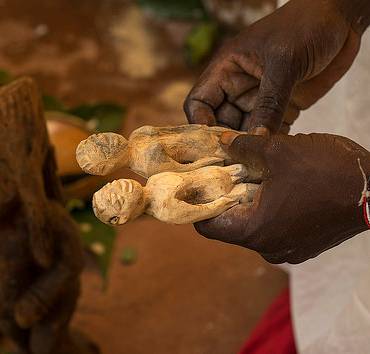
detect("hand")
[194,132,370,264]
[184,0,362,133]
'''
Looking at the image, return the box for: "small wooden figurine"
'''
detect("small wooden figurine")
[92,165,258,225]
[76,125,234,178]
[0,78,97,354]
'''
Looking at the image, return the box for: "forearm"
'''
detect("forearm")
[334,0,370,33]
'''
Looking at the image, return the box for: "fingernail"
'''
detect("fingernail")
[220,131,240,146]
[249,126,270,136]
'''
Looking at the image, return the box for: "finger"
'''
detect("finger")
[221,133,269,181]
[184,77,224,125]
[220,70,259,102]
[233,87,258,113]
[194,204,252,245]
[280,122,291,135]
[282,104,300,126]
[293,29,361,110]
[240,112,251,132]
[237,91,299,133]
[215,102,242,130]
[246,65,297,133]
[195,198,267,252]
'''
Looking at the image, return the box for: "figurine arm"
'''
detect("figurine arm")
[161,197,239,225]
[166,156,225,173]
[140,143,225,177]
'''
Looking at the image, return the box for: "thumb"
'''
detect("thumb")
[220,132,269,182]
[246,65,297,133]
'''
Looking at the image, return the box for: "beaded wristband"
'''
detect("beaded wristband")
[362,176,370,228]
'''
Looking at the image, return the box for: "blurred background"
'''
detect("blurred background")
[0,1,288,353]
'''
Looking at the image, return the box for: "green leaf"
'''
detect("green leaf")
[120,247,138,266]
[71,205,117,281]
[0,69,12,85]
[42,95,67,112]
[185,22,219,65]
[137,0,206,20]
[66,198,85,212]
[68,103,125,133]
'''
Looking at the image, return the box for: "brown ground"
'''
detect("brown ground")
[0,1,287,353]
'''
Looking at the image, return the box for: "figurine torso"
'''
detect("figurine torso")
[128,125,231,177]
[145,166,235,222]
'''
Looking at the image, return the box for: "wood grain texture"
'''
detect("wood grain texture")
[76,125,234,178]
[92,165,258,225]
[0,78,96,354]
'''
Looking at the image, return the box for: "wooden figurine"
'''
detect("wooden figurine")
[92,165,258,225]
[76,125,235,178]
[0,78,97,354]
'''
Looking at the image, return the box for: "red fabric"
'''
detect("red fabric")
[239,288,297,354]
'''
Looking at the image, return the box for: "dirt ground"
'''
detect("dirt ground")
[0,1,287,353]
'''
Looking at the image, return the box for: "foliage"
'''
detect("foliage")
[121,247,138,266]
[42,94,67,112]
[0,69,12,86]
[67,200,116,281]
[68,103,125,133]
[185,22,219,65]
[137,0,206,20]
[43,96,125,133]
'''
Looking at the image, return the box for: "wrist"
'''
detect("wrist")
[333,0,370,33]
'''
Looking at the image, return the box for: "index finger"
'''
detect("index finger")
[184,76,224,125]
[194,204,254,247]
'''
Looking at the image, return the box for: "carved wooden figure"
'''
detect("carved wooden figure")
[76,125,234,178]
[0,78,96,354]
[92,165,258,225]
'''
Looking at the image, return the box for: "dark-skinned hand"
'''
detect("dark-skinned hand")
[184,0,364,133]
[194,132,370,264]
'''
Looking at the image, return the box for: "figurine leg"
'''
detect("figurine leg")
[173,156,225,172]
[223,164,249,183]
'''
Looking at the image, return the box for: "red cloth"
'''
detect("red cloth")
[239,288,297,354]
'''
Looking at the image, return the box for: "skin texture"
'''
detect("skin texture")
[184,0,370,263]
[194,132,370,264]
[184,0,364,133]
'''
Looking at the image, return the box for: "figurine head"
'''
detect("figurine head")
[76,133,129,176]
[92,179,145,225]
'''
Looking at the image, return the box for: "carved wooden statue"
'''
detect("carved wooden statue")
[92,165,258,225]
[0,78,97,354]
[76,125,234,178]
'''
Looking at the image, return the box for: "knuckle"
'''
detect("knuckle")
[255,95,285,117]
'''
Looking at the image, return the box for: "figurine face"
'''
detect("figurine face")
[76,133,129,176]
[92,179,145,225]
